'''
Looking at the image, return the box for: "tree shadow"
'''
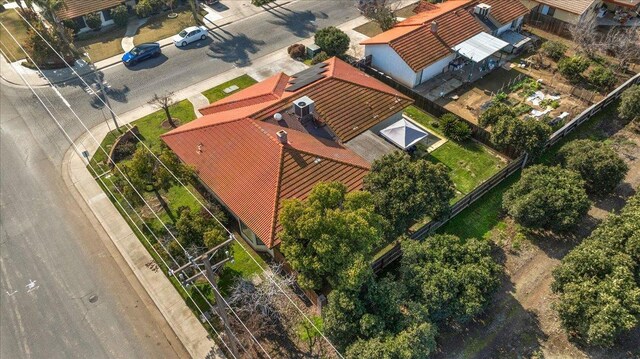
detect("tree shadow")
[592,182,636,213]
[205,33,265,67]
[265,7,327,38]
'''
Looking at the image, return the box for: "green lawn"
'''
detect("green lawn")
[218,239,268,296]
[134,9,195,45]
[404,106,505,196]
[0,10,30,60]
[136,99,196,150]
[75,26,127,62]
[201,74,258,103]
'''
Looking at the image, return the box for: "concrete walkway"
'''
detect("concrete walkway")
[121,17,149,52]
[188,93,210,118]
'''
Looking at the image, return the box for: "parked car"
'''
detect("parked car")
[173,26,208,47]
[122,43,161,66]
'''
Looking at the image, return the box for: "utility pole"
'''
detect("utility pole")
[85,52,120,132]
[171,237,239,358]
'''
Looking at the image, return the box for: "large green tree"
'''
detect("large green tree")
[479,102,514,128]
[345,323,437,359]
[314,26,350,56]
[491,116,551,157]
[618,84,640,123]
[503,165,590,232]
[279,182,385,290]
[552,193,640,346]
[400,235,500,324]
[557,139,628,195]
[364,152,454,239]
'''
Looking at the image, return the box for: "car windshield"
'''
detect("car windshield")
[179,30,188,37]
[130,47,140,55]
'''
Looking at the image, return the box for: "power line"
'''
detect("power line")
[9,11,343,358]
[0,25,269,359]
[0,33,258,359]
[0,44,242,359]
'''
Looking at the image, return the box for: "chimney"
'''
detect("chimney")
[276,130,288,144]
[431,21,438,34]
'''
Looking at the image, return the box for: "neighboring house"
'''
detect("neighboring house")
[519,0,601,25]
[361,0,529,88]
[56,0,134,32]
[162,57,413,256]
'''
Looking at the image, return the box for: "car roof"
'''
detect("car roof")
[137,43,159,49]
[183,26,201,32]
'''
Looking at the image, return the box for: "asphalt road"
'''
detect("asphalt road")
[57,0,361,125]
[0,91,189,358]
[0,1,361,357]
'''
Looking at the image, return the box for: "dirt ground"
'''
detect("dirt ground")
[434,121,640,358]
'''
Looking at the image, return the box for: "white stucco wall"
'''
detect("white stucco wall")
[419,53,456,84]
[365,44,418,88]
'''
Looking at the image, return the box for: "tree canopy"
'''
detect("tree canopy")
[618,84,640,122]
[503,165,590,232]
[278,182,385,290]
[314,26,350,57]
[364,152,454,239]
[126,144,193,192]
[401,235,500,324]
[491,116,551,157]
[557,139,628,195]
[479,103,515,128]
[552,193,640,347]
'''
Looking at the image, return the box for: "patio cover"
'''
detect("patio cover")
[452,32,509,63]
[499,30,532,49]
[379,118,428,149]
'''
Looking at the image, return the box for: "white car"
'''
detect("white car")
[172,26,208,47]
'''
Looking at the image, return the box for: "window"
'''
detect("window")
[539,5,555,16]
[102,9,112,21]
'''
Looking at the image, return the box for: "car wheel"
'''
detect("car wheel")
[181,41,187,47]
[200,35,206,40]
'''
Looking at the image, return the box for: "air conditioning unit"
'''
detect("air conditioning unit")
[474,3,491,17]
[293,96,315,118]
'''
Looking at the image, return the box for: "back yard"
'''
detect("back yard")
[434,103,640,358]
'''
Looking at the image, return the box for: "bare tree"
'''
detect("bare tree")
[149,92,177,128]
[569,16,599,58]
[601,24,640,69]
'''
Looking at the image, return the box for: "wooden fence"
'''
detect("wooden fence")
[524,12,572,37]
[370,72,640,273]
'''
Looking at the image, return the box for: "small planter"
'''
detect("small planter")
[167,12,178,19]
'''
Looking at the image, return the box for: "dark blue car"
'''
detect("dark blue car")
[122,43,161,66]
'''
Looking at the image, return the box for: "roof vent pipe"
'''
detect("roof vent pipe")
[276,130,288,144]
[431,21,438,34]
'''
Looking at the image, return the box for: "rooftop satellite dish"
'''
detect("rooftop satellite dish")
[274,113,283,121]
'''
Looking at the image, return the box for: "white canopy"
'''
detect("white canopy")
[379,118,428,150]
[452,32,509,63]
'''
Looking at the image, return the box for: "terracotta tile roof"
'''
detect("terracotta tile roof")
[528,0,597,15]
[362,0,528,72]
[56,0,124,20]
[161,119,369,248]
[197,57,413,142]
[480,0,530,25]
[413,1,439,14]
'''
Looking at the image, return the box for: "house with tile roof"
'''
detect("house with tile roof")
[56,0,134,33]
[162,57,413,254]
[520,0,601,26]
[360,0,529,88]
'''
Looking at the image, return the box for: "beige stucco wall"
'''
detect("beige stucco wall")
[520,0,600,25]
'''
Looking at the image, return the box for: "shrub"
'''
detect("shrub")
[111,5,129,27]
[514,103,533,116]
[310,51,329,65]
[62,19,79,33]
[588,65,617,91]
[618,84,640,122]
[558,56,590,83]
[136,0,163,17]
[85,12,102,30]
[491,116,551,157]
[439,113,471,141]
[315,26,350,57]
[112,141,137,162]
[557,139,628,195]
[503,165,590,231]
[539,98,560,109]
[287,43,306,59]
[479,103,514,128]
[541,40,567,61]
[492,91,508,103]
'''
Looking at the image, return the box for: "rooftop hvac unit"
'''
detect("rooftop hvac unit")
[474,3,491,17]
[293,96,315,118]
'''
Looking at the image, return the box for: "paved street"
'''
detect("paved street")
[0,91,189,358]
[57,0,361,124]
